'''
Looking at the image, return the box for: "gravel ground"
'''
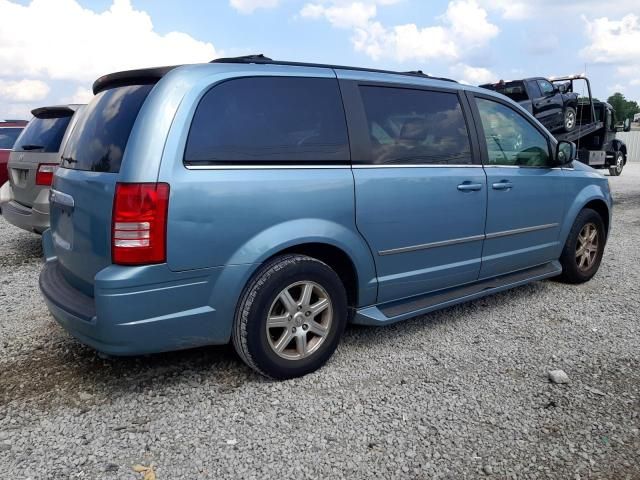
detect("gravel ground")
[1,165,639,480]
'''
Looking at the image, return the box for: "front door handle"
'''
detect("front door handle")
[492,181,513,191]
[457,182,483,192]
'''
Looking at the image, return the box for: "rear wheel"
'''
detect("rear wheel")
[232,254,347,379]
[608,150,624,176]
[558,208,606,284]
[563,107,577,132]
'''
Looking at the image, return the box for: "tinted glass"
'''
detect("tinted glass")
[538,80,554,95]
[526,80,542,98]
[184,77,349,165]
[62,84,152,172]
[483,81,528,102]
[359,86,472,165]
[0,128,23,149]
[476,98,551,167]
[13,116,71,153]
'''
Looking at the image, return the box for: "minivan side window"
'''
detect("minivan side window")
[184,77,349,165]
[476,97,551,168]
[358,86,473,165]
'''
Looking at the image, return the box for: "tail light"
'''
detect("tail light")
[112,183,169,265]
[36,163,58,186]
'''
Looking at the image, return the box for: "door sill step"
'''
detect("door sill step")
[353,261,561,326]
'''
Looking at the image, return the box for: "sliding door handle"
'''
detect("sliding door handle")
[457,182,483,192]
[492,181,513,191]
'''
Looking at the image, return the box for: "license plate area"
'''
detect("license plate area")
[52,205,74,251]
[11,168,29,187]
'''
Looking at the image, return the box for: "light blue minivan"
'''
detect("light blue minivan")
[40,55,612,378]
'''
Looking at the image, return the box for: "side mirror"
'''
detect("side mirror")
[624,118,631,132]
[556,140,577,166]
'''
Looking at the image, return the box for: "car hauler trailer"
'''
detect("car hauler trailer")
[550,75,631,176]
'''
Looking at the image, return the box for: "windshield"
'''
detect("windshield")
[0,127,24,149]
[13,116,72,153]
[61,84,152,173]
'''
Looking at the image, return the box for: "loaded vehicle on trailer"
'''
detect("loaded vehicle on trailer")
[549,76,630,176]
[479,77,579,133]
[481,75,631,176]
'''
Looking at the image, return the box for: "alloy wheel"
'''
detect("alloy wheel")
[266,281,333,360]
[565,111,576,130]
[575,223,599,271]
[616,153,623,174]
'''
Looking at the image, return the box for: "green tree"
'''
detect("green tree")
[607,92,640,121]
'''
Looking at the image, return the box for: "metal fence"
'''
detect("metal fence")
[617,130,640,162]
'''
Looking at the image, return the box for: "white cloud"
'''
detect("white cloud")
[450,64,496,84]
[0,79,50,102]
[481,0,640,20]
[580,14,640,65]
[61,86,95,105]
[230,0,280,14]
[301,2,377,29]
[444,0,499,44]
[302,0,499,63]
[0,0,218,83]
[0,102,40,120]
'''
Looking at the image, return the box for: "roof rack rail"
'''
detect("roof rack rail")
[210,54,457,83]
[211,54,273,64]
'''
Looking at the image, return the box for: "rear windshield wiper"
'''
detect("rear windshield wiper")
[21,144,45,151]
[61,156,77,164]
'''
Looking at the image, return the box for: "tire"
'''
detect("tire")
[608,150,624,176]
[563,107,577,132]
[232,254,348,379]
[557,208,606,284]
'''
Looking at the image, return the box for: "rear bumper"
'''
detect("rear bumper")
[39,230,254,355]
[0,182,49,233]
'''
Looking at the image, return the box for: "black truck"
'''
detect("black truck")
[480,77,579,133]
[482,75,631,176]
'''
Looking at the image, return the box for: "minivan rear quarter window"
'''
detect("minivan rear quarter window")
[14,116,72,153]
[184,77,350,165]
[61,84,153,172]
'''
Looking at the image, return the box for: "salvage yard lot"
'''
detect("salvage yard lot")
[1,166,639,480]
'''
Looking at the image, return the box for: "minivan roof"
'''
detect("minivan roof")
[92,54,457,94]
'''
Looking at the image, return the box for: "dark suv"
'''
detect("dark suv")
[480,78,579,133]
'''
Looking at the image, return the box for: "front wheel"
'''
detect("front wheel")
[558,208,606,284]
[563,107,577,132]
[232,254,348,379]
[608,151,624,176]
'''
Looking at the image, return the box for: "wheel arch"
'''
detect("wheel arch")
[582,199,610,238]
[267,243,360,310]
[558,186,612,257]
[226,219,378,309]
[613,141,627,164]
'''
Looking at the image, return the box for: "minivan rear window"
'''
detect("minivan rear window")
[0,128,23,149]
[13,116,71,153]
[61,84,153,173]
[184,77,350,165]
